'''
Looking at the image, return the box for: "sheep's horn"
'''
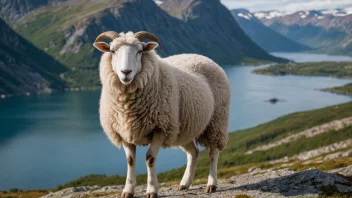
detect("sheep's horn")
[134,31,162,50]
[94,31,120,43]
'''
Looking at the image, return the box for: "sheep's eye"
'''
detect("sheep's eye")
[138,50,143,54]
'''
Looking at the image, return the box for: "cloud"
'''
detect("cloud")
[220,0,352,12]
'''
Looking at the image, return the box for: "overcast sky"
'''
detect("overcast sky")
[220,0,352,12]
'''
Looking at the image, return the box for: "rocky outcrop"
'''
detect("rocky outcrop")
[41,168,352,198]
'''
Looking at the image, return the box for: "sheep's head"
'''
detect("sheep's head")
[93,31,161,85]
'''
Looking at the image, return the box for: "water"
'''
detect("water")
[0,53,351,190]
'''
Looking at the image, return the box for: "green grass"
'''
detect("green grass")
[253,62,352,78]
[0,189,51,198]
[290,157,352,172]
[323,83,352,95]
[58,101,352,188]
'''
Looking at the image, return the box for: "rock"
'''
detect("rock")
[248,167,262,173]
[265,98,281,104]
[41,167,352,198]
[324,150,352,160]
[329,165,352,176]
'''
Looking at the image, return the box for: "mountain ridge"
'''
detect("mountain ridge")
[231,9,311,52]
[256,9,352,55]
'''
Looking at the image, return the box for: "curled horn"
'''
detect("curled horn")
[134,31,162,50]
[94,31,120,43]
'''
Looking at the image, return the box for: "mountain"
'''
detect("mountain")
[0,0,67,22]
[159,0,284,63]
[0,19,67,96]
[231,9,311,52]
[256,8,352,55]
[5,0,285,68]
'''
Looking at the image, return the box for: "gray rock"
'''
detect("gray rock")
[329,165,352,176]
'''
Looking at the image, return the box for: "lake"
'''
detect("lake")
[0,53,351,190]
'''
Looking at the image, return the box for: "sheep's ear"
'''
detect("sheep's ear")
[93,42,111,52]
[142,41,159,52]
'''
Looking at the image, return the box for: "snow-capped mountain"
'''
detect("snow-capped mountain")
[254,10,291,20]
[232,9,311,52]
[256,8,352,56]
[254,8,352,20]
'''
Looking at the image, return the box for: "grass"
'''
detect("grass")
[253,62,352,78]
[234,194,252,198]
[290,157,352,172]
[323,83,352,95]
[58,101,352,188]
[0,189,51,198]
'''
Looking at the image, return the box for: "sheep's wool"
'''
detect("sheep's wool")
[99,33,230,150]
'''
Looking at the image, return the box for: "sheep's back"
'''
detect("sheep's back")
[162,54,230,144]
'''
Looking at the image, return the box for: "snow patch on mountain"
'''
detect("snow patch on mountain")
[254,10,288,19]
[255,7,352,19]
[237,12,253,20]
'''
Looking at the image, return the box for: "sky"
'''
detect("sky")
[220,0,352,12]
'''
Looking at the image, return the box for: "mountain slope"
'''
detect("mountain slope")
[159,0,285,63]
[231,9,311,52]
[11,0,285,70]
[257,9,352,56]
[0,19,67,95]
[0,0,67,22]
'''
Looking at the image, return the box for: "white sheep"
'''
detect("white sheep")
[93,31,230,198]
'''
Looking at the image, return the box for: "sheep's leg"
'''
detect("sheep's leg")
[205,147,219,193]
[121,141,136,198]
[145,134,162,198]
[178,141,199,190]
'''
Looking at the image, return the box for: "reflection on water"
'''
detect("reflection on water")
[0,53,351,190]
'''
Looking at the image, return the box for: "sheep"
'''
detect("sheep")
[93,31,230,198]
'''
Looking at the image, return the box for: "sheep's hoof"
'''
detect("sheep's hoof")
[205,185,217,193]
[177,185,188,191]
[121,192,134,198]
[145,192,158,198]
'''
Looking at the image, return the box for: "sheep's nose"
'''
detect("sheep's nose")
[121,70,132,75]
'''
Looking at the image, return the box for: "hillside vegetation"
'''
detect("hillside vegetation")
[323,83,352,95]
[253,62,352,78]
[59,101,352,189]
